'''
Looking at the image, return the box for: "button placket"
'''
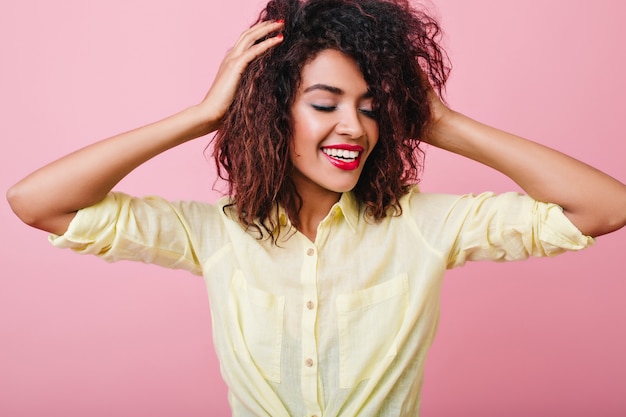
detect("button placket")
[300,242,321,416]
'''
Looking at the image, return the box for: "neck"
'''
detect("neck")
[290,180,341,243]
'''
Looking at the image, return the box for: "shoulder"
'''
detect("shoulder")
[398,185,480,215]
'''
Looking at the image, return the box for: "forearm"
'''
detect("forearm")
[427,110,626,237]
[7,104,215,235]
[7,20,285,236]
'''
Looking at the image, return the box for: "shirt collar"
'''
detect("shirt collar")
[273,191,360,234]
[221,192,361,236]
[334,191,360,232]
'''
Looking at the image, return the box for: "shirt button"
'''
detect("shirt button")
[306,248,315,256]
[306,301,315,310]
[305,358,314,367]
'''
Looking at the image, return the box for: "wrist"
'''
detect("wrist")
[424,107,461,149]
[183,103,221,138]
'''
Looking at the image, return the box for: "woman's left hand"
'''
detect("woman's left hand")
[420,71,455,146]
[419,78,626,237]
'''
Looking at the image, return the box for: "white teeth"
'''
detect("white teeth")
[322,148,360,161]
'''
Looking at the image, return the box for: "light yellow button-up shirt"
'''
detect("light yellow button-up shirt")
[51,187,592,416]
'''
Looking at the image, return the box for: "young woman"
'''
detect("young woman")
[7,0,626,415]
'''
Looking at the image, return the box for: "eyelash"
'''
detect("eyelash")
[311,104,335,112]
[311,105,377,119]
[359,109,377,119]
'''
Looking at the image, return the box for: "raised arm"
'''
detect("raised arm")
[7,20,284,236]
[424,93,626,238]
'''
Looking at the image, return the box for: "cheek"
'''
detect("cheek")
[372,127,380,144]
[292,119,325,152]
[367,122,380,148]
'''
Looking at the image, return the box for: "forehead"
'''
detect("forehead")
[299,49,368,92]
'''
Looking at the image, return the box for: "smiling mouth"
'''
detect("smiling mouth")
[320,145,364,171]
[321,147,361,162]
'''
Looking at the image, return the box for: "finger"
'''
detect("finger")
[232,20,284,53]
[225,23,284,72]
[239,31,284,61]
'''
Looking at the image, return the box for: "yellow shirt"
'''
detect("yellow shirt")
[50,187,592,416]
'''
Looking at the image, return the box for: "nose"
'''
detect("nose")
[335,108,365,139]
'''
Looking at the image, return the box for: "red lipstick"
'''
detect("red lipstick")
[321,144,364,171]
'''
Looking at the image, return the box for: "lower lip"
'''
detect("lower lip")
[322,152,361,170]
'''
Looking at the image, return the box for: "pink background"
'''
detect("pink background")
[2,1,625,416]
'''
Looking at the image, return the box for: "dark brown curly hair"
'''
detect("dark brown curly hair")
[213,0,450,240]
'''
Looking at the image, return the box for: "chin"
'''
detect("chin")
[328,180,360,194]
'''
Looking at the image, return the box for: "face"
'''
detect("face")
[290,49,379,199]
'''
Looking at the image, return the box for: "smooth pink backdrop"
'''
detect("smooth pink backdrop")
[2,1,625,416]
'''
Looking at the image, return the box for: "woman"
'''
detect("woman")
[7,0,626,415]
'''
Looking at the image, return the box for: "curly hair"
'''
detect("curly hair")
[213,0,450,241]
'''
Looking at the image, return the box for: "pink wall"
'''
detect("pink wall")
[2,1,625,416]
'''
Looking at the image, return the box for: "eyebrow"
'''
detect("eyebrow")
[303,83,373,98]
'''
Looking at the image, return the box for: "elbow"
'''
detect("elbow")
[7,181,76,235]
[582,194,626,238]
[578,215,626,239]
[7,182,56,231]
[7,182,39,227]
[605,189,626,236]
[605,197,626,236]
[593,215,626,238]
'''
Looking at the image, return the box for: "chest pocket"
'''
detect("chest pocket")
[336,273,409,389]
[229,271,285,383]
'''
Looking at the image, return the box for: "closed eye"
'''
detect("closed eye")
[311,104,336,112]
[359,109,376,119]
[311,104,376,119]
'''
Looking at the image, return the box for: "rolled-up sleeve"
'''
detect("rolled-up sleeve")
[49,192,220,276]
[407,190,594,269]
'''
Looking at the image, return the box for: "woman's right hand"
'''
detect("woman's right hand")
[198,20,284,130]
[7,20,284,235]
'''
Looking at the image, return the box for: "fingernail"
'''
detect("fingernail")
[276,19,285,24]
[276,33,284,40]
